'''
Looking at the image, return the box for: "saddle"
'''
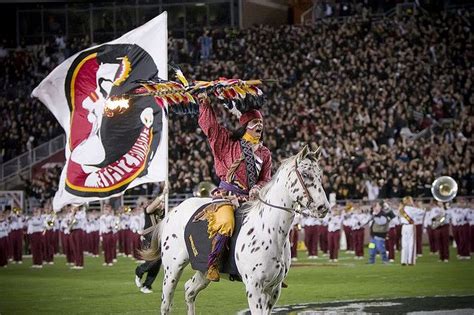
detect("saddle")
[184,200,250,282]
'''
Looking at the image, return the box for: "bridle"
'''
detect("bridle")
[257,159,322,218]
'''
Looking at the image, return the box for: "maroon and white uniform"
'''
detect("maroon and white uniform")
[71,210,86,267]
[449,206,470,258]
[27,215,44,266]
[386,214,400,261]
[60,214,74,264]
[119,213,132,257]
[88,217,100,256]
[9,214,25,263]
[0,219,9,266]
[100,213,116,265]
[319,215,329,254]
[327,212,343,260]
[42,213,55,263]
[351,212,371,258]
[468,207,474,253]
[302,216,321,258]
[290,215,302,260]
[130,213,143,260]
[342,212,354,252]
[424,209,437,254]
[413,208,425,256]
[429,206,450,261]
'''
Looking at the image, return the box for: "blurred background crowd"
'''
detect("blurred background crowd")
[0,3,472,205]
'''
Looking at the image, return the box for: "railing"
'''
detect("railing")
[0,134,66,189]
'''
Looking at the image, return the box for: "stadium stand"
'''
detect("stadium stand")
[0,6,472,206]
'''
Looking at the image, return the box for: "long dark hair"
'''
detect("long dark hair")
[230,124,247,141]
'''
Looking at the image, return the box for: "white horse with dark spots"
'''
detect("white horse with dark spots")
[143,146,330,314]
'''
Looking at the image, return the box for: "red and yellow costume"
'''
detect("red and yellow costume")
[198,97,272,280]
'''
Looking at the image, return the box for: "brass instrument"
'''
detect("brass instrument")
[13,207,22,215]
[124,206,132,214]
[431,176,458,203]
[46,211,57,228]
[67,217,77,231]
[431,214,446,229]
[193,181,217,198]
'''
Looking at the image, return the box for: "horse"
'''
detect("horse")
[143,145,330,314]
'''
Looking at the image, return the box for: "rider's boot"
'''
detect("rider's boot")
[207,233,229,282]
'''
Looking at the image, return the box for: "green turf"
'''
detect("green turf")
[0,247,473,314]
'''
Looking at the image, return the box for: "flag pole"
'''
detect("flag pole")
[164,12,169,216]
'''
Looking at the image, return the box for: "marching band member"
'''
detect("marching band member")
[0,211,9,267]
[42,207,55,264]
[27,207,44,268]
[197,94,272,281]
[386,207,400,262]
[100,204,115,266]
[319,214,329,256]
[399,196,424,265]
[89,210,100,257]
[112,208,119,262]
[414,201,426,257]
[453,200,471,259]
[120,208,132,258]
[9,207,25,264]
[342,205,354,253]
[70,206,86,269]
[130,207,143,260]
[302,213,321,259]
[424,204,437,255]
[429,201,450,262]
[60,209,75,265]
[135,196,164,294]
[351,205,371,259]
[327,207,343,262]
[53,212,60,255]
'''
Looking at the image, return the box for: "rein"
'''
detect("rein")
[257,195,319,218]
[256,159,320,218]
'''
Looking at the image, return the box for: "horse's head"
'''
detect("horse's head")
[286,145,330,218]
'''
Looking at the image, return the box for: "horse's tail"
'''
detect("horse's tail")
[139,220,163,261]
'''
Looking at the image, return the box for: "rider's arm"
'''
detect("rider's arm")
[198,96,231,154]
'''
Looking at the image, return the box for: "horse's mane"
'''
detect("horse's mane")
[241,155,297,216]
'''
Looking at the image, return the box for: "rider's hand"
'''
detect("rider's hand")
[196,92,209,105]
[249,185,261,201]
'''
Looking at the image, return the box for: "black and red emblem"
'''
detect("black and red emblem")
[64,44,163,198]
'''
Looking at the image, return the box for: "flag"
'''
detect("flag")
[32,12,168,211]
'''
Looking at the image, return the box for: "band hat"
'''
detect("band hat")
[239,109,263,126]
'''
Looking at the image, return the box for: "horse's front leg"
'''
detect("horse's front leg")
[245,280,274,315]
[184,271,210,315]
[266,284,282,313]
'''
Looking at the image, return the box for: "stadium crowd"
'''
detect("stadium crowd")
[0,8,472,204]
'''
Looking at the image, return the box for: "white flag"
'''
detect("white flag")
[32,12,168,211]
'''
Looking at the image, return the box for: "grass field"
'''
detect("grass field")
[1,247,473,314]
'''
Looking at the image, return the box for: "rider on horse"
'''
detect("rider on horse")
[197,94,272,281]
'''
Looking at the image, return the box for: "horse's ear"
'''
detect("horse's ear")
[309,146,322,161]
[297,144,310,162]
